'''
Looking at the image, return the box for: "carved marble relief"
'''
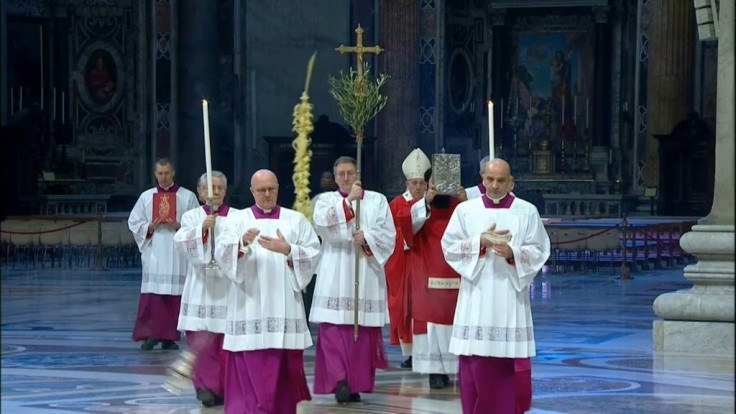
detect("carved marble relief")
[69,1,138,194]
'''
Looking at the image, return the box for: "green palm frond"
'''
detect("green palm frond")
[328,62,389,136]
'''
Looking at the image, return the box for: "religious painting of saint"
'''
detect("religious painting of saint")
[509,30,594,148]
[84,50,117,105]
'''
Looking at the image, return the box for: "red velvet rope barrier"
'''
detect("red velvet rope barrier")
[549,224,620,246]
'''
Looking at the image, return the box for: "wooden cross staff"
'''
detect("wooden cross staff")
[335,24,383,341]
[336,24,384,95]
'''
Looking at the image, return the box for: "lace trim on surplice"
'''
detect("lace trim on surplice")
[452,325,534,342]
[312,295,385,313]
[226,317,308,335]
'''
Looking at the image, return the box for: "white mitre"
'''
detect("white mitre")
[401,148,431,180]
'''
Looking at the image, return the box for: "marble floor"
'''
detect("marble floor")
[1,265,733,414]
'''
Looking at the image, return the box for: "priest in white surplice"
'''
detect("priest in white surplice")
[128,158,199,351]
[215,169,320,414]
[441,158,550,414]
[310,156,396,404]
[173,171,235,408]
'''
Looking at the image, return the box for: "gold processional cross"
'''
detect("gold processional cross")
[335,24,383,95]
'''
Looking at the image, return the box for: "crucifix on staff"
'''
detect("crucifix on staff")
[330,24,389,341]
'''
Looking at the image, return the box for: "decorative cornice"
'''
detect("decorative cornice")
[512,14,595,30]
[489,0,609,8]
[491,8,508,26]
[592,5,611,24]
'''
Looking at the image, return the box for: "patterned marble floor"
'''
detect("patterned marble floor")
[1,265,733,413]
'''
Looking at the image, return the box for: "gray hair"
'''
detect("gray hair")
[333,156,357,172]
[479,156,490,172]
[197,170,228,188]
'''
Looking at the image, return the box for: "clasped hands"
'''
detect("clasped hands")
[242,227,291,256]
[480,223,513,259]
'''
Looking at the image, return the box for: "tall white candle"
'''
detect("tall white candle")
[573,95,577,125]
[500,98,504,129]
[53,88,56,120]
[586,98,589,129]
[19,87,23,110]
[561,95,565,125]
[61,91,65,123]
[487,100,495,160]
[202,99,214,198]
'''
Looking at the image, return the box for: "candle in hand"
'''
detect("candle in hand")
[202,99,214,199]
[488,100,495,160]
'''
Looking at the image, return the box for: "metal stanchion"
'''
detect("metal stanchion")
[617,214,633,280]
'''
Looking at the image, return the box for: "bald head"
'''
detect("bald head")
[482,158,514,199]
[485,158,511,176]
[250,169,278,187]
[250,169,279,210]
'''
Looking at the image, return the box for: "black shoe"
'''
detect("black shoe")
[349,393,361,403]
[400,356,412,369]
[197,387,223,407]
[442,374,450,387]
[335,380,350,403]
[161,340,179,350]
[141,337,159,351]
[429,374,445,389]
[212,395,224,406]
[197,388,215,407]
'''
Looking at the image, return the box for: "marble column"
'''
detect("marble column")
[653,0,735,357]
[377,0,420,196]
[643,0,694,188]
[176,0,220,190]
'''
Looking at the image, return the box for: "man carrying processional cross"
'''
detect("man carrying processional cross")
[309,25,395,404]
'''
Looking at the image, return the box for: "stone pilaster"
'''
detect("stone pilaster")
[653,0,735,357]
[592,6,612,148]
[377,0,420,196]
[643,0,694,187]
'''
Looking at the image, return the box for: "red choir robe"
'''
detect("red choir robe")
[385,194,419,346]
[398,197,462,335]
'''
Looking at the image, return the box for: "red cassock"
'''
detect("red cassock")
[385,195,419,346]
[399,198,462,335]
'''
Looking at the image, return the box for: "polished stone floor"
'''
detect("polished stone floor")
[1,265,733,414]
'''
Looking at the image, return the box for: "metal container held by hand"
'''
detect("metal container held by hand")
[432,153,461,195]
[161,350,196,395]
